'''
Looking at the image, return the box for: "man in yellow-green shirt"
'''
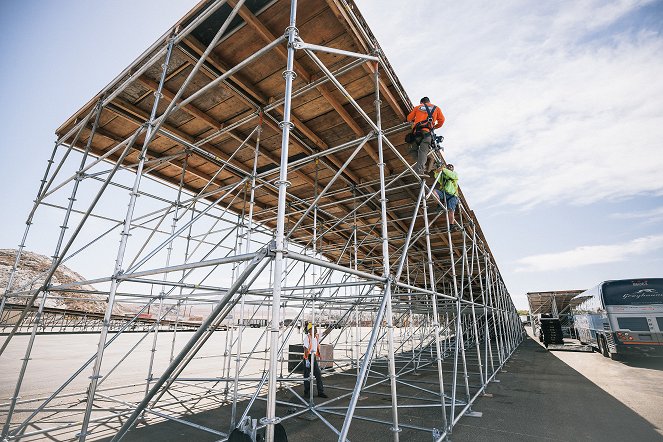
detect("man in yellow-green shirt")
[433,163,460,230]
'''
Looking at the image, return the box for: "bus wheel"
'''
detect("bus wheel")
[609,351,621,361]
[600,336,609,358]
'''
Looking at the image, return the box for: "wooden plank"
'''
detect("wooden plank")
[52,0,481,278]
[137,75,224,130]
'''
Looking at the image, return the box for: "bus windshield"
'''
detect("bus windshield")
[603,279,663,306]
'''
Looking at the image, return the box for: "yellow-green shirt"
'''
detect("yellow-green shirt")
[436,168,458,196]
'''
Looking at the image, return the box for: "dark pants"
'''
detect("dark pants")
[408,132,432,174]
[303,357,324,395]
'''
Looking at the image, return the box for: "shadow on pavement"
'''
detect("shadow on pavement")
[452,335,662,441]
[620,355,663,371]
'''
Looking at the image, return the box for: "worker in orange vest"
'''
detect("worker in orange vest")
[303,322,328,399]
[406,97,445,176]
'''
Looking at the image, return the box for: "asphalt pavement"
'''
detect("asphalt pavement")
[451,330,663,441]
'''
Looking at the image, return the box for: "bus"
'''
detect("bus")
[571,278,663,359]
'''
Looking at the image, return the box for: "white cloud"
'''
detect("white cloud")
[611,206,663,222]
[514,234,663,272]
[359,0,663,209]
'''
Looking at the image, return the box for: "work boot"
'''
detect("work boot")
[317,392,328,398]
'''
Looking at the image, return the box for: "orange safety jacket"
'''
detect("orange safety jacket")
[407,102,445,132]
[303,333,321,359]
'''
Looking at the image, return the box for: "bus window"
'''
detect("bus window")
[616,317,649,331]
[603,280,663,306]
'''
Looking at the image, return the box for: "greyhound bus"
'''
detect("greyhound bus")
[571,278,663,359]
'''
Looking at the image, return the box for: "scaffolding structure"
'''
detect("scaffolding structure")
[0,1,522,441]
[0,303,205,335]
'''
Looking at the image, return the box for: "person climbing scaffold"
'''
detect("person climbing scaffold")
[433,163,460,231]
[406,97,445,176]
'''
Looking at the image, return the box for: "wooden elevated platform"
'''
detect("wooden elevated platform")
[54,0,498,304]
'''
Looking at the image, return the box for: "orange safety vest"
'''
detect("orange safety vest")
[406,102,445,132]
[303,333,321,359]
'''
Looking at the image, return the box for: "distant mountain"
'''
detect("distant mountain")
[0,249,129,315]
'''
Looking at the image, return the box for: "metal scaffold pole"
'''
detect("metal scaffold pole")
[374,63,401,442]
[1,97,105,439]
[78,35,177,442]
[421,196,449,434]
[0,140,60,320]
[264,1,297,440]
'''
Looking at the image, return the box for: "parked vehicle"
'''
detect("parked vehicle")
[572,278,663,359]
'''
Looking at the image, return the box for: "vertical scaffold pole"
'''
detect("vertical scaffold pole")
[447,218,467,430]
[457,231,473,408]
[353,185,360,374]
[491,266,506,365]
[231,120,262,429]
[0,141,59,319]
[77,36,176,442]
[264,1,297,440]
[143,146,189,399]
[483,255,497,375]
[374,61,400,442]
[485,261,502,365]
[0,102,102,353]
[338,64,399,442]
[1,97,103,439]
[308,158,319,405]
[421,196,449,432]
[467,231,484,389]
[169,154,191,363]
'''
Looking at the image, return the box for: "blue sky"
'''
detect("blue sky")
[1,0,662,309]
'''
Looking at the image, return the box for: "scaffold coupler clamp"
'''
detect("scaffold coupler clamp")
[284,25,299,40]
[277,119,294,130]
[259,416,282,426]
[267,240,287,257]
[291,40,307,51]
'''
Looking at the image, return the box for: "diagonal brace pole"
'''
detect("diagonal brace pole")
[111,248,268,441]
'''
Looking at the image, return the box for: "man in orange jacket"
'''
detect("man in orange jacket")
[406,97,445,176]
[303,322,327,399]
